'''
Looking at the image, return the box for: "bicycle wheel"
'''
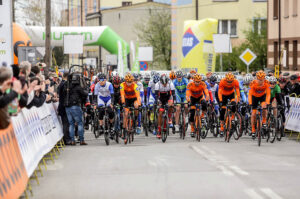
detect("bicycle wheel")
[196,116,201,142]
[233,112,242,140]
[93,114,99,138]
[268,115,276,143]
[201,115,209,139]
[104,117,110,146]
[210,111,218,137]
[276,114,283,141]
[161,116,168,143]
[179,112,183,139]
[181,112,186,139]
[256,115,261,147]
[224,113,230,142]
[143,109,148,137]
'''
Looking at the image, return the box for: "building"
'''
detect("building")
[85,1,170,68]
[171,0,267,69]
[267,0,300,72]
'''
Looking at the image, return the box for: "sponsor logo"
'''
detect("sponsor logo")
[182,28,199,57]
[43,31,93,41]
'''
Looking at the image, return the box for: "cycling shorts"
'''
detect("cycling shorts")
[252,94,266,109]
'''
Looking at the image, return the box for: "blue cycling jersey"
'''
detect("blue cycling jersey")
[173,78,188,96]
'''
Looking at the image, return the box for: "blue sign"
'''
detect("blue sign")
[182,28,199,57]
[140,61,148,71]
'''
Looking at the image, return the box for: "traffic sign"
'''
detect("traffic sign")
[140,61,148,71]
[239,48,257,73]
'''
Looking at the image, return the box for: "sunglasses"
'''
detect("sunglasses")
[227,80,233,83]
[270,83,276,85]
[99,79,106,82]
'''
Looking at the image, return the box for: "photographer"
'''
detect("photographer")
[0,67,25,129]
[64,72,88,146]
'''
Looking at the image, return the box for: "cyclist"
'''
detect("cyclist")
[173,70,189,131]
[169,71,176,81]
[155,74,176,138]
[120,73,141,132]
[142,73,151,105]
[94,73,115,134]
[186,73,209,137]
[147,72,160,134]
[133,73,144,134]
[218,72,240,136]
[248,70,271,138]
[208,75,220,116]
[269,76,284,121]
[112,75,121,105]
[188,69,197,83]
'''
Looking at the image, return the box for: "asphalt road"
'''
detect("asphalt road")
[30,130,300,199]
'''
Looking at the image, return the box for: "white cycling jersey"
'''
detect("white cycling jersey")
[155,82,175,93]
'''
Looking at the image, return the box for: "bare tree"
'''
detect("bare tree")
[135,8,171,70]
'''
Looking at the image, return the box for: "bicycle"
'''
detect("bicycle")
[239,103,252,137]
[224,101,242,142]
[207,102,219,137]
[276,105,285,141]
[141,105,149,137]
[191,103,209,142]
[252,105,268,147]
[175,102,188,139]
[98,106,114,146]
[123,106,140,144]
[113,105,123,144]
[92,105,100,139]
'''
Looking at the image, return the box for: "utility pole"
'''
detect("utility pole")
[12,0,15,22]
[45,0,51,77]
[196,0,198,20]
[98,10,102,72]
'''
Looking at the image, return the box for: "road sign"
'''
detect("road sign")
[140,61,148,71]
[239,48,257,73]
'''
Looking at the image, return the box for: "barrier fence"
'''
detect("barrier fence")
[0,102,64,199]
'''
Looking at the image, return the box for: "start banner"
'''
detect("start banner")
[0,124,28,199]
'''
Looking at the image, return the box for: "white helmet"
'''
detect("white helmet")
[268,76,277,84]
[243,75,253,85]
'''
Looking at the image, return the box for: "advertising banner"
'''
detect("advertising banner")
[181,18,218,74]
[286,97,300,132]
[0,0,13,66]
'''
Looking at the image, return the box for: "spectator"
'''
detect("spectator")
[0,67,23,129]
[57,72,71,145]
[26,77,47,108]
[63,72,88,146]
[289,75,300,96]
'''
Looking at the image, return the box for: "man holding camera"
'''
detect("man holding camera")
[64,73,88,146]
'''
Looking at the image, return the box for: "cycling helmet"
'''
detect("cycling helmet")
[190,69,197,74]
[150,71,156,77]
[112,75,121,85]
[98,73,106,80]
[175,70,183,78]
[265,76,270,81]
[269,76,277,84]
[256,70,266,80]
[193,73,202,82]
[132,73,139,81]
[92,76,97,82]
[225,72,235,82]
[278,77,287,84]
[169,71,176,80]
[243,75,253,85]
[160,74,169,84]
[153,74,160,83]
[216,75,222,83]
[125,73,134,83]
[144,73,151,81]
[201,74,207,82]
[210,75,217,83]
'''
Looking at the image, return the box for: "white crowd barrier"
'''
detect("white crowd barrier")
[285,97,300,132]
[11,103,63,177]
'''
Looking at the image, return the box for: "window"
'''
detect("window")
[274,0,279,19]
[94,0,97,12]
[218,20,238,37]
[122,1,132,6]
[85,0,87,15]
[284,41,289,68]
[284,0,289,18]
[293,40,298,70]
[293,0,298,16]
[274,42,278,65]
[253,18,267,34]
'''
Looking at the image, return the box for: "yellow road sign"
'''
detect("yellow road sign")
[239,48,257,66]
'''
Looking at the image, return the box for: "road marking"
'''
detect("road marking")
[260,188,283,199]
[216,165,234,176]
[201,145,216,155]
[229,165,249,176]
[245,189,264,199]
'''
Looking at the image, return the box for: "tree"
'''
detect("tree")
[216,17,267,72]
[135,8,171,70]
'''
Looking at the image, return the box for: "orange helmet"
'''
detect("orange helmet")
[193,73,202,82]
[225,72,235,82]
[190,69,197,74]
[256,70,266,80]
[169,71,176,80]
[125,73,134,83]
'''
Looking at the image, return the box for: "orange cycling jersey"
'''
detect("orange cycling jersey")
[120,82,141,104]
[186,82,209,101]
[218,79,240,102]
[248,80,271,104]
